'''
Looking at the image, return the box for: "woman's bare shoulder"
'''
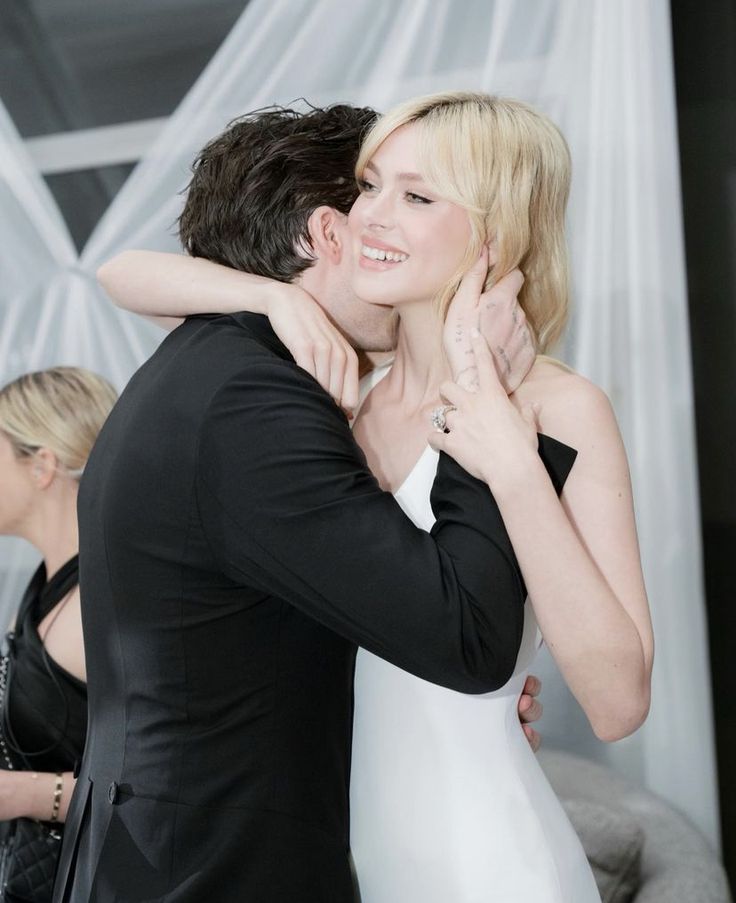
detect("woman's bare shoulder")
[515,357,621,453]
[515,355,609,409]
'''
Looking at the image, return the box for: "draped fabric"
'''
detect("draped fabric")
[0,0,718,847]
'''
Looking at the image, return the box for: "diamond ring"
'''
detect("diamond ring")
[430,404,457,432]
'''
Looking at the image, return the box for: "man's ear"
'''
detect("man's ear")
[306,206,346,263]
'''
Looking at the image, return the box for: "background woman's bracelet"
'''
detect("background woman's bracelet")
[50,773,63,823]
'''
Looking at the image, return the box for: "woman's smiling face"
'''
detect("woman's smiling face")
[348,123,472,310]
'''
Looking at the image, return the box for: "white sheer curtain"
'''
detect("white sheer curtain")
[0,98,162,621]
[0,0,718,848]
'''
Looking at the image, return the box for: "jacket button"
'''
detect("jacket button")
[108,781,119,804]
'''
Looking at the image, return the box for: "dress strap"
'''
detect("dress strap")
[355,360,393,418]
[16,556,80,632]
[38,556,79,621]
[13,563,47,638]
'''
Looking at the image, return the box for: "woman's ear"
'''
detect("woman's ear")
[30,448,58,491]
[306,206,346,263]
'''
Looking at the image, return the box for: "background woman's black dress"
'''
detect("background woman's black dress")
[1,556,86,775]
[0,556,87,902]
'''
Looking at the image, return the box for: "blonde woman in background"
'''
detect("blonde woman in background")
[98,93,652,902]
[0,368,115,902]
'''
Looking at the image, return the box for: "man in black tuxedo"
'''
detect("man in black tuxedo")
[55,106,533,902]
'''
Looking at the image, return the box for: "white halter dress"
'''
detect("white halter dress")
[349,365,601,903]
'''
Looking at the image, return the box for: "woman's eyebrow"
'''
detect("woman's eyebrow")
[364,161,426,183]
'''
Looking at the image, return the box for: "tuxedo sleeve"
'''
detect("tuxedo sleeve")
[195,358,525,693]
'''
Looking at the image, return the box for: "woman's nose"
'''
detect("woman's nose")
[363,191,393,231]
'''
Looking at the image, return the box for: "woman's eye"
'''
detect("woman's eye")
[406,192,432,205]
[358,178,378,193]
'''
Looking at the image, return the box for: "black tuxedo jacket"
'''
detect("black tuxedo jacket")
[54,312,543,902]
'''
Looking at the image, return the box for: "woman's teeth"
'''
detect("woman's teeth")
[361,245,408,263]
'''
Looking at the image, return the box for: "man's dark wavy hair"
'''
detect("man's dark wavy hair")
[178,103,379,283]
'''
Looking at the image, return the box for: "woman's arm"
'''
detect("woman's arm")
[432,332,653,742]
[99,250,535,412]
[97,251,285,331]
[98,251,361,411]
[0,770,76,823]
[0,592,83,823]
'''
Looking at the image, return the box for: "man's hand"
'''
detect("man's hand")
[443,248,535,394]
[518,674,543,752]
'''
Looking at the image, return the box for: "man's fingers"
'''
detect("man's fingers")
[519,696,543,724]
[523,724,542,753]
[523,674,542,697]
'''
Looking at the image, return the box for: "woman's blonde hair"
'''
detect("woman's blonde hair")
[0,367,117,480]
[355,91,571,352]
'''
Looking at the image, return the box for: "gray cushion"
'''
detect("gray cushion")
[539,749,732,903]
[562,796,644,903]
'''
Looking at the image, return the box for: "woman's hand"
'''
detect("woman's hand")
[443,249,535,394]
[266,284,360,415]
[430,327,539,489]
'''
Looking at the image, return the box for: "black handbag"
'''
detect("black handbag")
[0,648,63,903]
[0,814,61,903]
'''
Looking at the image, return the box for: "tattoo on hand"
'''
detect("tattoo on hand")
[496,345,512,376]
[456,366,480,392]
